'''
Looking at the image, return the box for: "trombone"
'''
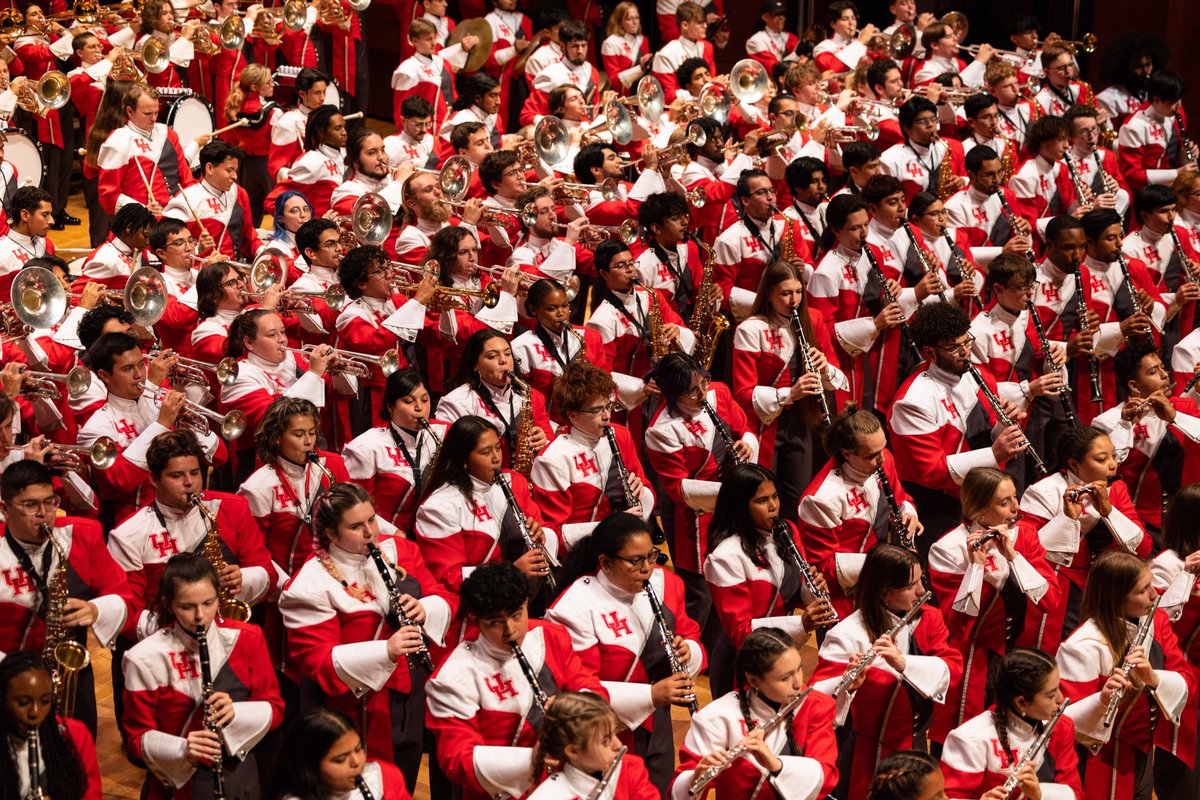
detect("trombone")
[19,365,92,400]
[954,44,1029,68]
[8,437,119,471]
[284,345,399,378]
[177,399,247,439]
[149,351,240,388]
[1060,33,1098,55]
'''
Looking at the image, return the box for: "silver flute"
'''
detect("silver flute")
[833,592,932,698]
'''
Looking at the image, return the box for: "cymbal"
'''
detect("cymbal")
[449,18,493,74]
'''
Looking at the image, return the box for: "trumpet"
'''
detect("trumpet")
[389,278,502,311]
[523,177,619,205]
[177,399,247,439]
[954,43,1030,68]
[906,83,983,105]
[240,289,319,313]
[1060,33,1098,55]
[624,122,706,170]
[19,365,92,400]
[284,345,400,378]
[443,200,521,225]
[827,123,880,143]
[580,220,640,247]
[150,351,241,388]
[8,437,119,471]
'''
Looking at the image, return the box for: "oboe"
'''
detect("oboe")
[197,625,225,800]
[1073,262,1104,404]
[604,425,640,511]
[365,543,435,673]
[586,746,628,800]
[995,188,1036,262]
[942,229,984,313]
[773,517,838,624]
[509,640,549,714]
[1100,593,1162,730]
[494,470,558,590]
[1026,299,1078,425]
[901,220,949,303]
[965,362,1047,476]
[875,467,912,550]
[864,243,922,362]
[790,308,831,426]
[644,578,698,713]
[833,592,932,697]
[1001,699,1070,796]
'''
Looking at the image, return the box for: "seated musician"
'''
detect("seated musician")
[265,105,348,218]
[511,279,607,401]
[650,2,716,103]
[0,187,58,296]
[78,203,156,291]
[261,190,314,263]
[269,68,329,183]
[330,129,408,260]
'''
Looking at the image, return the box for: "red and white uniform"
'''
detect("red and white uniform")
[97,121,195,215]
[390,45,467,130]
[78,237,140,289]
[680,153,753,246]
[528,758,657,800]
[278,534,455,759]
[944,184,1023,267]
[0,230,54,296]
[745,28,798,75]
[68,57,113,138]
[940,707,1083,800]
[601,33,648,95]
[219,352,327,444]
[796,452,916,617]
[522,58,601,127]
[436,104,500,158]
[1009,155,1077,242]
[1033,81,1095,118]
[926,520,1059,741]
[12,717,102,800]
[393,217,478,266]
[813,33,867,75]
[334,294,420,428]
[1151,548,1200,667]
[644,385,758,573]
[1019,470,1150,655]
[1071,147,1131,216]
[433,380,552,469]
[968,303,1047,412]
[810,606,961,800]
[153,265,200,357]
[650,36,715,103]
[413,471,557,594]
[384,129,437,171]
[268,104,314,182]
[122,619,284,800]
[1057,611,1196,800]
[265,144,345,217]
[714,213,812,319]
[879,138,967,203]
[506,234,579,286]
[673,689,838,800]
[912,54,985,87]
[107,493,276,639]
[425,620,609,800]
[162,180,263,261]
[634,239,703,319]
[342,419,449,533]
[281,761,410,800]
[1118,105,1191,192]
[509,324,609,401]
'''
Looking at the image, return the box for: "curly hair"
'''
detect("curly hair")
[460,561,530,617]
[909,301,970,349]
[337,244,388,300]
[1023,114,1070,157]
[255,397,322,464]
[552,359,616,416]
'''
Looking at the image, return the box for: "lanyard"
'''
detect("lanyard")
[389,424,424,501]
[4,528,54,616]
[271,460,322,526]
[533,324,573,368]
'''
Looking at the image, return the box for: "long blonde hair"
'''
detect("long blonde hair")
[225,63,271,123]
[606,1,641,37]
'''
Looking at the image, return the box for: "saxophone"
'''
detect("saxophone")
[417,418,442,489]
[41,525,89,719]
[1000,138,1016,184]
[687,234,728,369]
[190,493,251,622]
[504,360,537,477]
[633,277,671,363]
[933,134,958,201]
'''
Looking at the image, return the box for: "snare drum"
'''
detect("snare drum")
[1,129,46,189]
[161,90,216,147]
[272,65,343,111]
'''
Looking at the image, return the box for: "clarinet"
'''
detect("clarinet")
[494,470,558,591]
[1168,226,1200,286]
[1100,593,1162,730]
[790,308,831,426]
[1115,252,1147,328]
[586,746,628,800]
[27,728,45,800]
[354,775,377,800]
[965,362,1047,476]
[994,188,1036,262]
[833,592,932,697]
[644,578,698,713]
[773,517,838,625]
[901,220,949,303]
[196,626,225,800]
[603,425,640,511]
[1000,699,1071,796]
[942,230,984,313]
[863,243,922,363]
[699,397,746,473]
[365,543,435,673]
[1026,299,1078,425]
[875,467,912,550]
[1185,371,1200,396]
[509,640,549,714]
[1073,262,1104,404]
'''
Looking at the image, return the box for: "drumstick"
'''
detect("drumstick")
[132,158,156,201]
[343,111,363,121]
[212,118,250,137]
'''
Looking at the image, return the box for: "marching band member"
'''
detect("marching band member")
[107,430,275,641]
[342,368,449,532]
[269,68,330,183]
[437,73,504,159]
[425,562,610,800]
[810,544,961,800]
[275,707,413,800]
[96,83,196,217]
[121,553,284,800]
[912,21,991,87]
[798,406,921,617]
[926,467,1059,741]
[813,1,873,77]
[986,62,1039,145]
[1065,105,1130,217]
[633,192,704,319]
[1019,425,1150,654]
[601,2,651,97]
[1096,33,1166,131]
[0,187,58,296]
[78,203,155,290]
[290,217,345,340]
[385,97,438,171]
[746,1,799,76]
[1123,185,1200,311]
[673,627,839,800]
[0,650,103,800]
[961,94,1021,170]
[393,169,483,266]
[526,692,658,800]
[265,105,348,218]
[224,63,278,226]
[147,219,202,357]
[68,32,117,246]
[530,359,653,539]
[879,97,967,203]
[1034,44,1098,117]
[163,141,263,262]
[279,482,455,785]
[1008,115,1080,242]
[782,158,829,265]
[0,460,134,735]
[191,262,279,365]
[939,647,1083,800]
[261,192,314,264]
[943,146,1033,269]
[868,751,949,800]
[506,188,585,289]
[391,18,473,133]
[732,259,846,499]
[704,464,836,695]
[521,21,600,127]
[1119,71,1197,194]
[135,0,201,91]
[548,513,704,793]
[511,279,608,400]
[650,2,715,104]
[906,193,983,307]
[1056,550,1196,800]
[678,117,757,246]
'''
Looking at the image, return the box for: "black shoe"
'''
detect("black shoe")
[49,219,66,230]
[60,212,81,225]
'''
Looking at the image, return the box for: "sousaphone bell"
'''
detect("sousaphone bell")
[729,59,769,105]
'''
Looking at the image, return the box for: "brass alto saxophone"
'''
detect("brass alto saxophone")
[41,524,89,719]
[189,493,251,621]
[633,277,671,363]
[688,233,728,370]
[504,359,537,477]
[933,134,959,201]
[417,418,442,489]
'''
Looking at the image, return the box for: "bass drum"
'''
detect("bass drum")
[163,93,216,148]
[2,129,46,189]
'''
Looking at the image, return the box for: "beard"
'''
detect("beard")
[425,199,451,224]
[359,161,388,181]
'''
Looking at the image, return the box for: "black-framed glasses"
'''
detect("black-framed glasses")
[611,548,661,568]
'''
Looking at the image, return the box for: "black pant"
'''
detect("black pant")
[82,174,111,247]
[241,154,272,228]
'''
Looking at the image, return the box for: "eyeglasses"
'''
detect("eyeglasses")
[610,259,636,271]
[167,237,196,248]
[579,402,616,415]
[934,334,976,355]
[366,267,392,278]
[221,276,244,289]
[285,205,313,214]
[920,209,948,218]
[318,239,342,250]
[748,188,776,198]
[1002,283,1036,293]
[14,497,60,515]
[611,548,661,568]
[685,379,710,401]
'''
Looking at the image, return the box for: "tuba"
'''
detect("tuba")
[688,235,727,369]
[41,525,90,718]
[190,493,251,621]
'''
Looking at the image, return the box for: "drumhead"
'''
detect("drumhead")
[324,82,341,112]
[2,130,46,189]
[166,95,216,148]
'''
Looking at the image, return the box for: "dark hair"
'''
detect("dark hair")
[479,149,519,195]
[195,261,237,319]
[198,139,244,172]
[686,116,723,160]
[428,226,478,285]
[420,415,501,502]
[638,191,691,233]
[9,186,51,223]
[548,85,582,118]
[110,202,156,239]
[907,191,941,220]
[302,105,342,153]
[573,143,615,186]
[592,238,630,274]
[0,651,86,800]
[733,627,802,751]
[524,278,568,312]
[453,71,499,112]
[825,0,857,25]
[1146,70,1185,103]
[461,561,530,617]
[1082,550,1151,662]
[1162,483,1200,557]
[156,552,220,628]
[909,298,970,348]
[78,305,134,356]
[991,647,1058,761]
[1134,184,1177,224]
[1098,31,1168,92]
[337,245,388,300]
[1024,114,1070,156]
[1045,214,1085,243]
[821,403,883,463]
[821,193,869,251]
[987,251,1035,290]
[855,544,921,641]
[1064,103,1099,130]
[735,169,772,202]
[1080,208,1123,241]
[450,120,487,152]
[559,512,652,589]
[1055,425,1107,473]
[531,692,618,781]
[964,144,1000,175]
[1113,338,1159,399]
[294,67,327,94]
[255,397,321,464]
[0,460,53,501]
[558,18,588,42]
[707,463,786,568]
[898,96,936,132]
[841,141,881,170]
[1006,15,1040,37]
[226,308,273,359]
[448,328,521,393]
[867,751,940,800]
[88,331,142,377]
[273,707,359,800]
[146,429,206,477]
[962,92,999,120]
[380,368,427,422]
[149,217,190,253]
[785,156,827,195]
[297,218,338,263]
[861,174,904,206]
[313,482,373,549]
[675,56,710,90]
[866,59,900,95]
[345,126,380,174]
[644,352,707,412]
[400,95,434,120]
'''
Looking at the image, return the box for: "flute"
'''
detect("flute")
[1026,299,1078,425]
[365,543,435,673]
[1100,593,1162,730]
[970,516,1022,550]
[1001,699,1071,795]
[863,244,922,362]
[586,746,628,800]
[833,592,932,698]
[964,362,1047,476]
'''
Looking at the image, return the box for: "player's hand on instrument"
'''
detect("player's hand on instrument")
[1001,234,1033,256]
[186,729,223,765]
[386,625,426,660]
[1063,484,1089,520]
[914,270,944,301]
[952,278,978,302]
[1,362,24,399]
[873,634,906,673]
[1134,289,1155,315]
[732,439,754,462]
[76,280,107,310]
[22,435,51,464]
[1028,371,1064,397]
[855,23,879,45]
[217,563,243,596]
[204,690,236,727]
[788,371,823,402]
[157,389,185,427]
[650,671,695,708]
[513,546,549,579]
[998,396,1025,422]
[306,343,335,376]
[991,424,1028,463]
[1119,311,1152,339]
[873,300,905,331]
[395,593,427,625]
[500,264,523,296]
[672,634,691,666]
[148,347,179,387]
[1182,551,1200,575]
[526,425,549,451]
[1066,325,1095,358]
[459,197,484,226]
[662,322,683,346]
[903,513,923,539]
[60,597,99,628]
[802,595,837,632]
[692,750,731,788]
[739,728,783,774]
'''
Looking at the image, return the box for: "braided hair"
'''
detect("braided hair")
[866,750,940,800]
[733,628,801,756]
[991,648,1058,766]
[0,652,87,800]
[529,691,618,781]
